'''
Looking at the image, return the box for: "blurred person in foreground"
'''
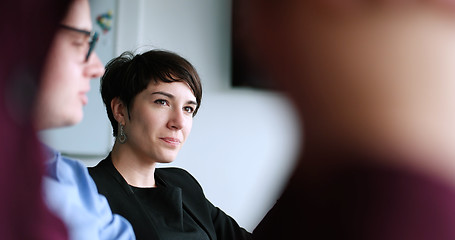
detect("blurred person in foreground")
[33,0,135,239]
[0,0,69,238]
[245,1,455,239]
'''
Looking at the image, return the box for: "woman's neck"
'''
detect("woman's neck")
[111,142,157,188]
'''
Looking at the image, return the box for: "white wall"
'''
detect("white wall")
[114,0,301,231]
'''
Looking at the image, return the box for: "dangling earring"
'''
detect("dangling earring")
[118,123,127,144]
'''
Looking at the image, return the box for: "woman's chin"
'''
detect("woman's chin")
[156,158,176,164]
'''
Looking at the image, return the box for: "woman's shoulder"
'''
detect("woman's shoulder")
[88,157,112,174]
[87,157,119,188]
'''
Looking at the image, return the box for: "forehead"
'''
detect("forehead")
[61,0,92,30]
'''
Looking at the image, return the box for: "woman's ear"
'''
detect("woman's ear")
[111,97,127,125]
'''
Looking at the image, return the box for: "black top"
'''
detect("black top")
[129,183,209,240]
[89,154,252,240]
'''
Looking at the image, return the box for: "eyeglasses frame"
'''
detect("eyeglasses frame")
[60,24,99,62]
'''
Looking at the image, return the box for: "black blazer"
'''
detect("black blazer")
[89,155,252,240]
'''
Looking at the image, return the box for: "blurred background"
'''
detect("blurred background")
[39,0,300,231]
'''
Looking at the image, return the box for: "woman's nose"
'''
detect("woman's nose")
[167,109,185,130]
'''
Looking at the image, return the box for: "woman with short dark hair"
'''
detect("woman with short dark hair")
[89,49,251,240]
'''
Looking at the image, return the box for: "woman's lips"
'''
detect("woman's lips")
[160,137,181,147]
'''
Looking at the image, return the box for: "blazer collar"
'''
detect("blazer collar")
[101,154,216,240]
[102,154,135,196]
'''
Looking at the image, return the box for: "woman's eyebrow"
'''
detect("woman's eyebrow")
[151,91,197,105]
[187,100,197,106]
[151,91,173,98]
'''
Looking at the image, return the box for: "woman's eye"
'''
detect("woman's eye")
[154,99,168,106]
[183,106,194,113]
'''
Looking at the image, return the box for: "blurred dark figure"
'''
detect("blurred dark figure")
[245,1,455,239]
[0,0,70,239]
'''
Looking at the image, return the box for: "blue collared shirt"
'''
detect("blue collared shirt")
[42,146,135,240]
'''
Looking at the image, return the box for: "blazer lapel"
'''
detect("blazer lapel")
[100,155,162,239]
[155,172,217,240]
[103,154,135,196]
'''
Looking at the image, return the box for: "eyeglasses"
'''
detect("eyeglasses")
[60,24,99,62]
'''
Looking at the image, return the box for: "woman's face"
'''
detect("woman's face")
[123,81,197,164]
